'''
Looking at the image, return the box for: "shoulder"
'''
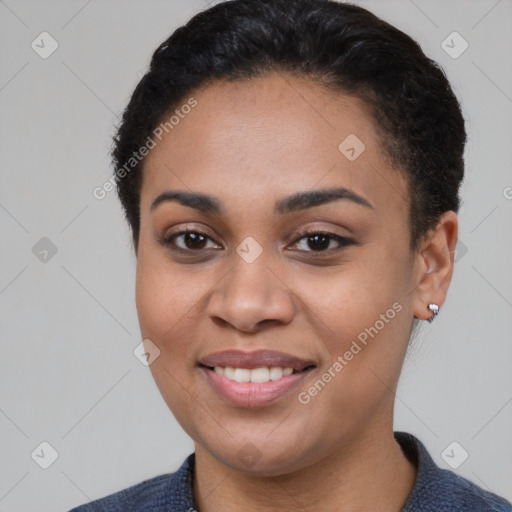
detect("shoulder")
[68,473,173,511]
[396,432,512,511]
[68,453,197,511]
[424,464,512,511]
[395,431,512,512]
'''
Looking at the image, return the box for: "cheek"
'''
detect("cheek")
[135,259,202,429]
[136,250,192,331]
[294,256,410,406]
[135,257,194,363]
[135,260,168,339]
[135,254,222,376]
[297,301,407,438]
[301,252,404,336]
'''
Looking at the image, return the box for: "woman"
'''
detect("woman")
[71,0,511,510]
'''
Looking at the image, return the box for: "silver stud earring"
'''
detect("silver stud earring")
[427,303,439,323]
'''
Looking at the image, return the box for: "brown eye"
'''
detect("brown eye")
[179,232,208,250]
[290,231,354,254]
[160,231,221,252]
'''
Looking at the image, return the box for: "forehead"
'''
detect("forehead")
[141,73,408,217]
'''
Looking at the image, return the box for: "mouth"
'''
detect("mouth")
[198,349,317,407]
[199,348,316,382]
[199,364,315,383]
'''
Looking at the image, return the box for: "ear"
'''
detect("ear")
[412,211,458,321]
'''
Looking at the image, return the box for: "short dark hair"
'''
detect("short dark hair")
[112,0,466,254]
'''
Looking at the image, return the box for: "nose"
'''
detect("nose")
[206,252,296,333]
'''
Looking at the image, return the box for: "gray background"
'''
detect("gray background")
[0,0,511,510]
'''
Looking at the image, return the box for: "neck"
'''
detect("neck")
[192,423,417,512]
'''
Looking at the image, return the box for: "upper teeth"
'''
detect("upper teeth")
[214,366,294,383]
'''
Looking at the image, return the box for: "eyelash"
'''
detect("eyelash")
[158,227,354,256]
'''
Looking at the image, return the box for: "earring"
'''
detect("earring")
[427,303,439,323]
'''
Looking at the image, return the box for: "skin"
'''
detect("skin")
[135,73,458,511]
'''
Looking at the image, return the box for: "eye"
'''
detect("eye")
[288,230,354,254]
[158,230,221,252]
[157,227,354,256]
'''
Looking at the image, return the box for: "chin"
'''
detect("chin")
[197,428,322,477]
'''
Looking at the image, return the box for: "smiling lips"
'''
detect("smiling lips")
[213,365,294,383]
[199,349,316,407]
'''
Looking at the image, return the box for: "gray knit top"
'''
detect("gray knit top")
[69,431,512,511]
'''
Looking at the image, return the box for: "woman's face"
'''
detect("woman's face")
[136,73,426,475]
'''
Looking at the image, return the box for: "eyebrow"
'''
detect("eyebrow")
[150,187,374,215]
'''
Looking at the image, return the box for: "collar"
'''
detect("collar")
[161,431,510,511]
